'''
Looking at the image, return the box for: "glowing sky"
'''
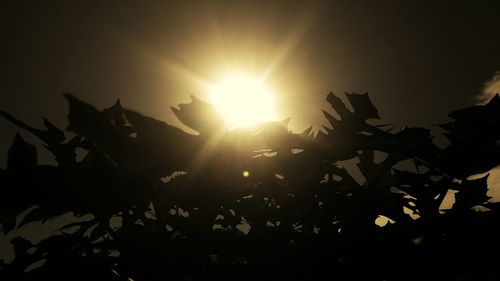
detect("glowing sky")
[1,0,500,166]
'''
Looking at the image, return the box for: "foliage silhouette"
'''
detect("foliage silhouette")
[0,92,499,281]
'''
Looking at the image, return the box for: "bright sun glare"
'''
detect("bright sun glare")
[208,72,277,128]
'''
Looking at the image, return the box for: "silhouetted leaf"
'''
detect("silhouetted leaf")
[171,95,225,135]
[434,94,500,177]
[345,92,380,121]
[6,133,37,172]
[454,174,491,210]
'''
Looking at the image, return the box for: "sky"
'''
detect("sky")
[1,0,500,167]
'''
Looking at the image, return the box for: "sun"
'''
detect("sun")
[207,72,277,128]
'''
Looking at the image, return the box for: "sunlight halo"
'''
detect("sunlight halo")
[207,72,277,128]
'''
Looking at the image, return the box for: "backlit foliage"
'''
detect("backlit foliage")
[0,92,499,280]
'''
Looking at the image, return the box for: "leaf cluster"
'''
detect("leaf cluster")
[1,93,499,281]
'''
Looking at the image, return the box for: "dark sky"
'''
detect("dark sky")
[1,0,500,166]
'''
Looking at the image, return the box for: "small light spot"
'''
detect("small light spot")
[313,226,320,234]
[412,236,424,245]
[243,171,250,177]
[275,173,284,180]
[375,215,395,227]
[236,223,251,235]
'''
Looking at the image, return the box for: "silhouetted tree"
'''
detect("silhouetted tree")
[0,92,499,281]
